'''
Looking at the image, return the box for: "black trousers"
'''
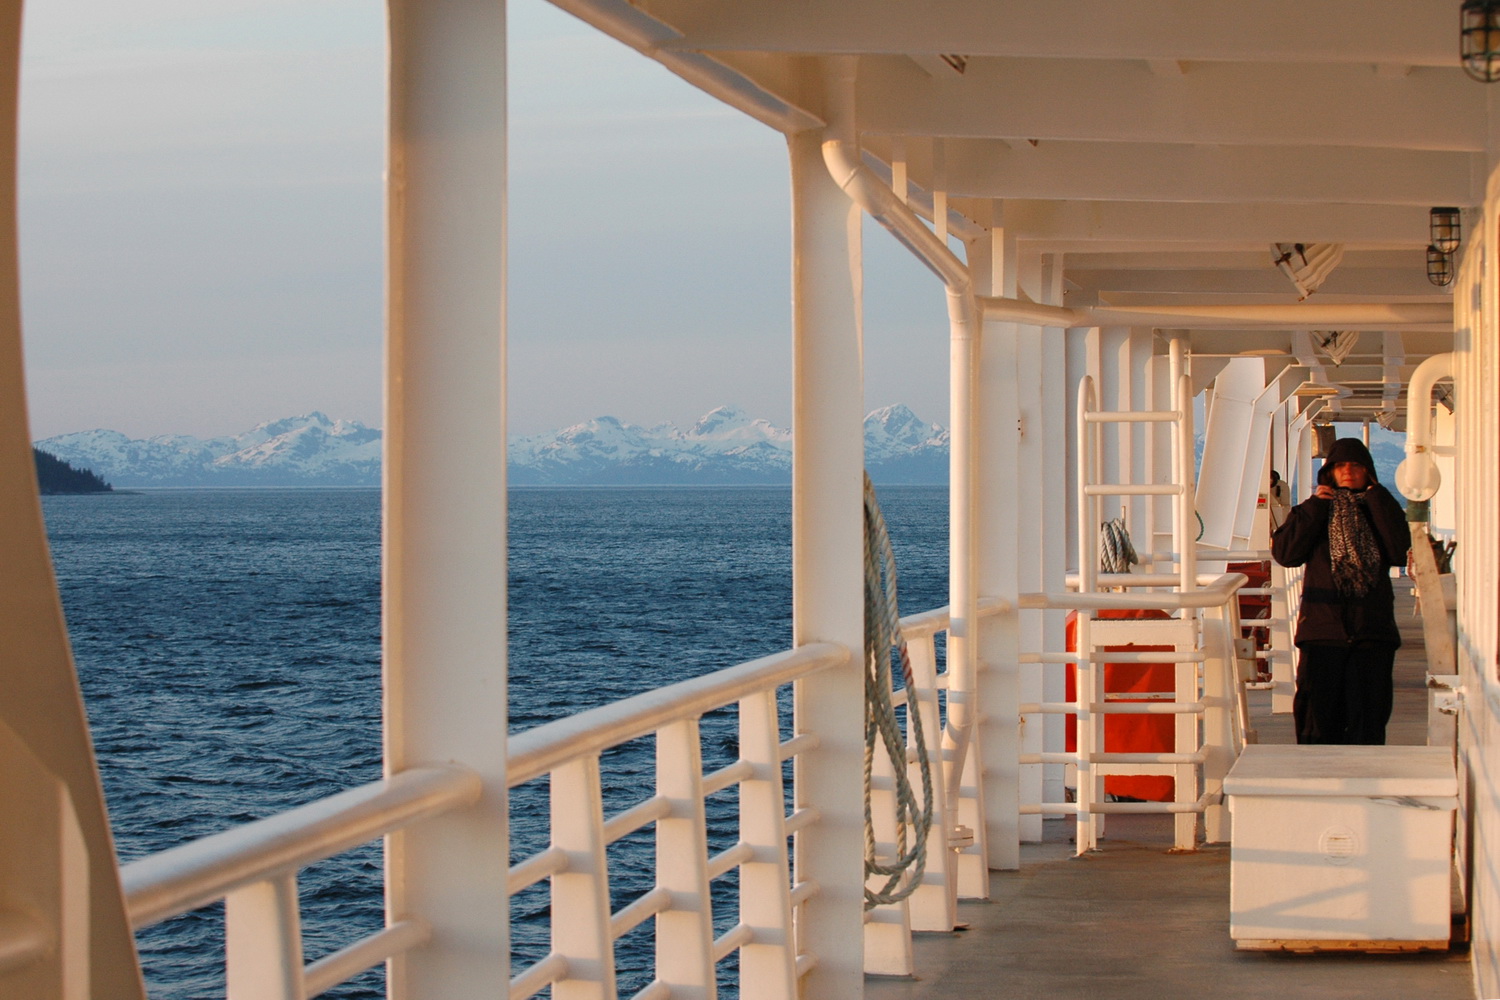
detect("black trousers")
[1292,643,1396,745]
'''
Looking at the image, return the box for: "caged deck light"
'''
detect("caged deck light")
[1462,0,1500,82]
[1430,207,1462,254]
[1427,245,1456,286]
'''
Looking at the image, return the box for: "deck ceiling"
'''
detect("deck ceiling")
[568,0,1473,423]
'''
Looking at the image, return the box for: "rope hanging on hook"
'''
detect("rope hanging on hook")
[1100,516,1139,575]
[863,472,934,910]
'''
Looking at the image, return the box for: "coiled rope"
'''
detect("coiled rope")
[863,472,934,910]
[1099,515,1139,575]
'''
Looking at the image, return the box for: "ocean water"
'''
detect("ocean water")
[43,485,948,997]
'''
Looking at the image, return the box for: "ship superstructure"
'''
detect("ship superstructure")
[0,2,1494,998]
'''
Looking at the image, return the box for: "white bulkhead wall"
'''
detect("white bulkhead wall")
[1454,152,1500,1000]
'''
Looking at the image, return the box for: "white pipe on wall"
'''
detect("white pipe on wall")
[1395,352,1455,502]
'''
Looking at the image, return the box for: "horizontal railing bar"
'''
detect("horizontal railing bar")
[1019,751,1207,766]
[789,880,819,908]
[603,797,671,844]
[508,847,569,896]
[303,919,429,998]
[707,843,754,881]
[632,982,671,1000]
[703,760,753,797]
[713,923,753,963]
[796,953,818,978]
[1024,651,1204,665]
[1135,549,1270,563]
[1021,573,1247,611]
[122,765,482,929]
[1022,791,1217,815]
[1066,571,1252,588]
[510,953,568,1000]
[1083,410,1182,423]
[1082,484,1182,496]
[898,607,950,640]
[508,643,848,786]
[611,887,672,940]
[1019,702,1204,715]
[898,596,1008,641]
[778,733,820,763]
[784,807,819,835]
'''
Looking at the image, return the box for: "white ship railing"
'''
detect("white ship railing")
[118,643,851,1000]
[120,766,483,999]
[504,641,846,999]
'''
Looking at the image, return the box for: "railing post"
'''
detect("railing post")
[550,756,617,1000]
[739,691,798,999]
[863,707,914,977]
[1200,607,1237,844]
[905,636,957,931]
[384,0,510,995]
[788,96,867,996]
[654,719,716,998]
[225,875,305,1000]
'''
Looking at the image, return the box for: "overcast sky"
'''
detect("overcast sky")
[18,0,950,440]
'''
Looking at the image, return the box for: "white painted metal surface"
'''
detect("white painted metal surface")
[1225,745,1457,946]
[384,1,511,996]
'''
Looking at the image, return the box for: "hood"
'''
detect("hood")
[1317,437,1379,485]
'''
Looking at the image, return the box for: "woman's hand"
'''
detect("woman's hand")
[1314,485,1336,500]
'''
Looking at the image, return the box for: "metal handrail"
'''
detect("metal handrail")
[506,642,847,787]
[121,765,481,929]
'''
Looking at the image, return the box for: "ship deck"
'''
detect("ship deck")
[866,578,1476,1000]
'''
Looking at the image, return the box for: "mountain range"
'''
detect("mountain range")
[35,405,950,488]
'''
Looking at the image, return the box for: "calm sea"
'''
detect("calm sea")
[42,485,948,998]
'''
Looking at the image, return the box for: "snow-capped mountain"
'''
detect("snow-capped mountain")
[507,406,800,485]
[37,413,382,487]
[37,405,950,487]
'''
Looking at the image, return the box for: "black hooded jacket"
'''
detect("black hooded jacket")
[1270,438,1411,647]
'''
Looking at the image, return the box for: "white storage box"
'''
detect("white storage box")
[1224,744,1456,950]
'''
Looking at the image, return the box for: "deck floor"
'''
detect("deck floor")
[865,579,1476,1000]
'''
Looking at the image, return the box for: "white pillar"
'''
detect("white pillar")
[973,222,1021,871]
[788,126,866,999]
[0,1,145,993]
[384,2,510,996]
[1037,261,1071,811]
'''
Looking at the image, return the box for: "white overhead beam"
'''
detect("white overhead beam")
[1070,266,1440,298]
[854,58,1485,152]
[1000,199,1433,245]
[900,139,1480,206]
[640,0,1457,67]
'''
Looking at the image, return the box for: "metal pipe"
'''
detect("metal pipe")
[1395,351,1455,502]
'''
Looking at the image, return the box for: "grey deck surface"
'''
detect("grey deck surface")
[866,579,1476,1000]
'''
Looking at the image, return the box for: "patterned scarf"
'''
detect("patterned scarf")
[1328,488,1383,597]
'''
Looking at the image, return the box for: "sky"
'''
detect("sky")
[18,0,951,440]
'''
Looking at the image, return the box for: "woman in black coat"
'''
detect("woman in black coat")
[1270,438,1411,744]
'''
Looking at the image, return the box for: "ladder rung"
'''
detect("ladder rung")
[1083,483,1183,496]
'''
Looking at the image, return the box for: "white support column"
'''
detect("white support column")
[973,221,1021,872]
[1014,252,1048,843]
[1038,260,1070,813]
[0,0,145,994]
[384,2,510,996]
[788,126,866,999]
